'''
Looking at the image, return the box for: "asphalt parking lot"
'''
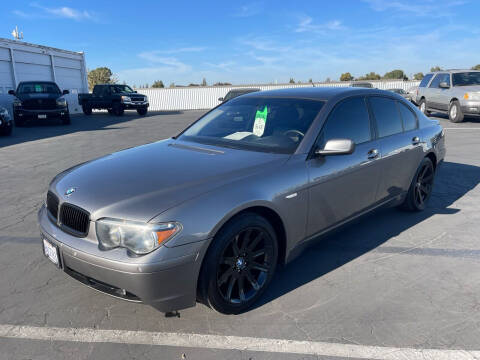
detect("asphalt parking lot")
[1,110,479,359]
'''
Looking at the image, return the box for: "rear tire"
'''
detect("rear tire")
[448,100,464,123]
[113,103,124,116]
[137,107,148,116]
[82,105,92,115]
[198,213,278,315]
[400,157,435,212]
[418,98,430,116]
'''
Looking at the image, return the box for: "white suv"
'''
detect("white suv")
[416,70,480,122]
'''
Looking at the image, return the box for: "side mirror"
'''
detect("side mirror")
[315,139,355,156]
[8,90,15,95]
[63,89,70,95]
[439,82,449,89]
[218,97,224,102]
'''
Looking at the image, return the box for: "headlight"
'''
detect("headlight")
[0,108,8,117]
[121,96,131,103]
[96,218,181,255]
[56,97,67,107]
[144,96,148,102]
[13,99,22,107]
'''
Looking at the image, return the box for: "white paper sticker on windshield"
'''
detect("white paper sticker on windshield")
[253,106,268,137]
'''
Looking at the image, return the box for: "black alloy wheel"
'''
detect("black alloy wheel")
[401,157,435,211]
[217,227,274,305]
[199,213,278,314]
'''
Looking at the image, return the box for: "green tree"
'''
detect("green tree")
[430,66,442,72]
[340,72,354,81]
[413,72,424,80]
[87,67,116,90]
[471,64,480,70]
[383,69,406,80]
[152,80,164,88]
[308,78,313,83]
[201,78,207,86]
[358,72,381,80]
[169,82,175,88]
[289,78,295,84]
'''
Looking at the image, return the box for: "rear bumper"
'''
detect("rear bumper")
[38,205,207,312]
[15,107,69,119]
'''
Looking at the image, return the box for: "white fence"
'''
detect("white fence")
[137,80,420,111]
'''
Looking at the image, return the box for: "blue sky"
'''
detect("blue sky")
[2,0,480,85]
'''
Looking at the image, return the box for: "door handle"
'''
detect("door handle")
[412,136,420,145]
[367,149,379,159]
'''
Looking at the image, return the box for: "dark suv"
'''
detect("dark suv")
[8,81,70,126]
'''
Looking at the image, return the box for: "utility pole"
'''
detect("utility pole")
[11,26,24,40]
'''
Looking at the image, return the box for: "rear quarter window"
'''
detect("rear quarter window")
[397,102,417,131]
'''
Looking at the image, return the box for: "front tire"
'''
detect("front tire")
[400,157,435,211]
[198,213,278,314]
[137,107,148,116]
[0,122,12,136]
[61,112,71,125]
[449,100,464,123]
[14,114,25,127]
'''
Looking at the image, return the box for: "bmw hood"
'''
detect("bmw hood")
[51,139,287,222]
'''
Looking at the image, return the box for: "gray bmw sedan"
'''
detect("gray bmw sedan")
[39,87,445,314]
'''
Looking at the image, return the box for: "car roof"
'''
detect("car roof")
[18,81,57,84]
[228,88,260,92]
[241,86,393,101]
[427,69,480,75]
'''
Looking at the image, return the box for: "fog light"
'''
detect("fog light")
[469,107,478,112]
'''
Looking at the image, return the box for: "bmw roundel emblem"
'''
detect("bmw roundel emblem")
[65,187,76,196]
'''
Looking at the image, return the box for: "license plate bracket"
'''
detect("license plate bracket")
[38,114,47,119]
[42,237,61,268]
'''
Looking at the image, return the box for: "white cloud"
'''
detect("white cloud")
[295,16,346,33]
[234,2,264,17]
[362,0,468,17]
[13,3,98,21]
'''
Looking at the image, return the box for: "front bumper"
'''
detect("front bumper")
[461,100,480,116]
[15,107,69,119]
[38,205,208,312]
[123,101,149,110]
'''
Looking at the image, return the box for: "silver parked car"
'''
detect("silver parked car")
[387,88,409,99]
[416,69,480,122]
[39,87,445,314]
[406,86,418,105]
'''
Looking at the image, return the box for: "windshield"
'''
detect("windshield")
[452,72,480,86]
[180,97,324,154]
[111,85,135,93]
[17,82,60,94]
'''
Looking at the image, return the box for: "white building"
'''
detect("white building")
[0,38,88,114]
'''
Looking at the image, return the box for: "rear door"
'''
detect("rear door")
[306,96,382,237]
[368,96,423,201]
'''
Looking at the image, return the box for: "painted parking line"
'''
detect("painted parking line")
[0,324,479,360]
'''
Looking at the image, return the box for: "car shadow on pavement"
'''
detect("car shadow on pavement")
[0,111,183,148]
[253,161,480,310]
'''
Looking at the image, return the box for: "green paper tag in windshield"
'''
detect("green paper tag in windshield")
[253,106,268,136]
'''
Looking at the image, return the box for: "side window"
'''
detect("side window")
[369,97,403,138]
[319,97,372,146]
[397,102,417,131]
[429,73,447,88]
[419,74,433,87]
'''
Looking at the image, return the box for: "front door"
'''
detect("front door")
[306,96,382,237]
